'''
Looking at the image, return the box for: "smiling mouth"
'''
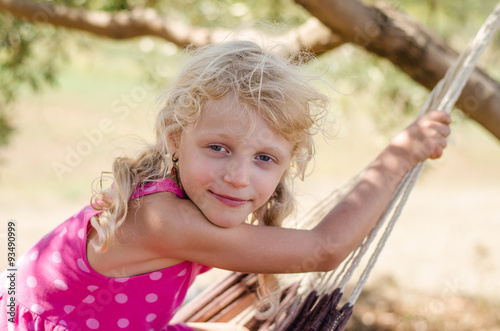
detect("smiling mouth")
[209,191,249,207]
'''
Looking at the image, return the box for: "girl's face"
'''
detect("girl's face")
[170,97,294,228]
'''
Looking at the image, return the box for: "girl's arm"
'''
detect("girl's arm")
[312,110,451,268]
[142,111,451,274]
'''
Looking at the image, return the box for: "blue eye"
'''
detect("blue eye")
[209,145,227,152]
[257,155,273,163]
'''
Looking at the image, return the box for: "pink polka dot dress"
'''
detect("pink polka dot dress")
[0,178,211,330]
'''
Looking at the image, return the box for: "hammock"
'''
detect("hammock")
[172,3,500,330]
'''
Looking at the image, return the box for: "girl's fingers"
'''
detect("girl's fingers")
[430,146,443,159]
[422,113,451,140]
[427,134,446,159]
[438,134,448,149]
[390,110,452,164]
[429,110,452,124]
[413,111,451,161]
[425,111,451,138]
[432,122,450,139]
[441,124,451,137]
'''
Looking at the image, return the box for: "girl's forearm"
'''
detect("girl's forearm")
[312,144,411,270]
[311,110,450,271]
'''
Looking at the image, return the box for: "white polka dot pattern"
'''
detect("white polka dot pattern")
[31,304,44,315]
[52,251,62,263]
[87,285,98,292]
[59,227,68,237]
[150,272,162,281]
[117,318,129,328]
[7,178,212,330]
[63,305,75,314]
[82,295,95,304]
[30,250,39,261]
[115,293,128,304]
[77,258,90,273]
[54,279,68,291]
[27,276,37,288]
[86,318,99,329]
[145,293,158,303]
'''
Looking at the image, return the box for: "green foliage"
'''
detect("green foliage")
[149,0,309,29]
[1,0,500,148]
[0,0,309,148]
[0,14,65,147]
[320,46,429,137]
[392,0,500,45]
[330,0,500,136]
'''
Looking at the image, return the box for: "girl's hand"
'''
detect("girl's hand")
[389,110,451,169]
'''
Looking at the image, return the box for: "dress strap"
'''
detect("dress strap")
[130,178,185,200]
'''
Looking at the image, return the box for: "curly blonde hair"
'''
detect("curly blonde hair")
[91,40,329,317]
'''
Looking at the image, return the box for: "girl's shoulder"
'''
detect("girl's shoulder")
[136,190,206,245]
[87,192,197,277]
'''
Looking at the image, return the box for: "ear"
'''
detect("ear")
[166,130,182,155]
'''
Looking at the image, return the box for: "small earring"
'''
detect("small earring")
[171,153,179,174]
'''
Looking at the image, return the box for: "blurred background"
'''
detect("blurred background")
[0,0,499,329]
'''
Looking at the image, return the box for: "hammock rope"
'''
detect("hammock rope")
[175,3,500,329]
[347,0,500,306]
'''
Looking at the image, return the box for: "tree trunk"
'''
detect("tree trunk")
[296,0,500,141]
[1,0,500,141]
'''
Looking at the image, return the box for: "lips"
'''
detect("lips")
[209,191,249,207]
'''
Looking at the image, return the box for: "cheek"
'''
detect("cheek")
[254,170,283,200]
[179,159,218,192]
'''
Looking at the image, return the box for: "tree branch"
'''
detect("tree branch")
[296,0,500,141]
[2,0,499,141]
[0,0,344,53]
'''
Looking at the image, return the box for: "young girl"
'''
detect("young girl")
[0,40,451,331]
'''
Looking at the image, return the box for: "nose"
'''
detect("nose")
[222,157,251,188]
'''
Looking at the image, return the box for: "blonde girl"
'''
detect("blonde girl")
[0,40,451,331]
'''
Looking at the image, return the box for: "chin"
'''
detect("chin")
[207,215,246,229]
